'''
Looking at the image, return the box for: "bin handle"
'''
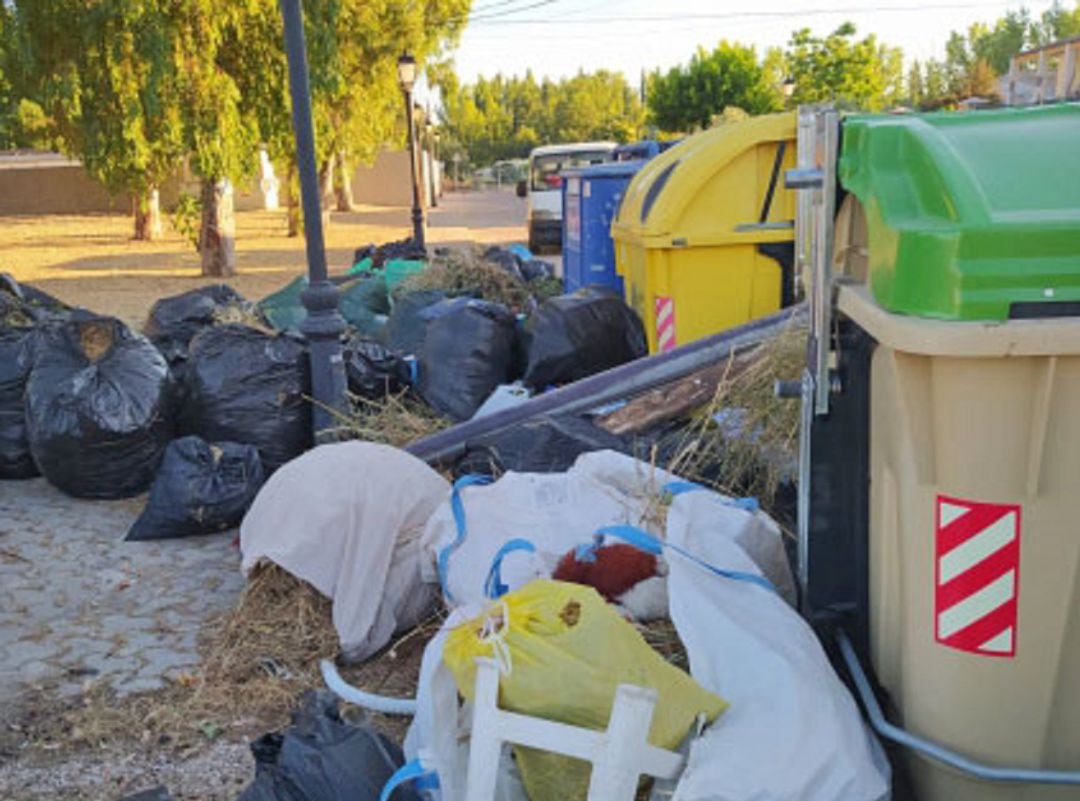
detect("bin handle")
[836,629,1080,785]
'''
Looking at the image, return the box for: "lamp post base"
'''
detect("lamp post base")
[300,280,348,438]
[411,206,426,251]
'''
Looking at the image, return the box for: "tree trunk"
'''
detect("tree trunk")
[286,164,301,238]
[318,154,333,230]
[334,151,353,212]
[132,188,163,241]
[199,178,236,277]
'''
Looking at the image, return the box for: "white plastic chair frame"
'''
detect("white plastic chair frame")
[465,658,686,801]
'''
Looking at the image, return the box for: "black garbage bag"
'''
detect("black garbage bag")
[520,259,556,282]
[125,436,265,540]
[237,691,418,801]
[523,287,647,389]
[0,325,38,479]
[144,284,247,366]
[25,315,171,498]
[481,245,524,282]
[385,289,447,355]
[352,244,376,268]
[374,237,427,269]
[180,325,311,474]
[418,299,517,422]
[454,414,633,478]
[344,336,409,399]
[1,273,69,319]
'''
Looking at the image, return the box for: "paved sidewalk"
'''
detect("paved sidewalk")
[0,479,244,701]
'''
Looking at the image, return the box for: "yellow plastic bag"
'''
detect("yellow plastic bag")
[443,580,727,801]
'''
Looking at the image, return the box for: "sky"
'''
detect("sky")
[450,0,1061,83]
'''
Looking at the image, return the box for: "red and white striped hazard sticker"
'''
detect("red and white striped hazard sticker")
[655,296,676,353]
[935,495,1021,657]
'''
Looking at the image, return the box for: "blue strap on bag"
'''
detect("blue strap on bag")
[380,759,440,801]
[594,524,777,594]
[437,474,494,603]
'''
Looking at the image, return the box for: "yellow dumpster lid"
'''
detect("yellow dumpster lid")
[612,111,797,247]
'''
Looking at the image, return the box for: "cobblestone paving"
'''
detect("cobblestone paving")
[0,478,244,701]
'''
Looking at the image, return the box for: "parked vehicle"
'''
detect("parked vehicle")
[517,142,615,252]
[612,140,680,161]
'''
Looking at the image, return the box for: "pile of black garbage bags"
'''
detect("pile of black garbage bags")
[0,243,648,542]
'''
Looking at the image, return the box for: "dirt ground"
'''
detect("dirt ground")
[0,188,525,800]
[0,188,527,325]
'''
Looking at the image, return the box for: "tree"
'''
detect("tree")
[970,10,1032,74]
[785,23,902,111]
[647,42,780,132]
[223,0,468,235]
[171,0,255,276]
[923,60,949,106]
[16,0,185,240]
[907,59,925,108]
[0,5,17,149]
[1034,1,1080,43]
[442,70,645,168]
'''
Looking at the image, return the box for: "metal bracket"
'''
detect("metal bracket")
[837,630,1080,786]
[787,106,840,419]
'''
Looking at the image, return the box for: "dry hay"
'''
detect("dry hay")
[328,391,451,449]
[636,617,689,672]
[77,318,114,362]
[19,564,439,756]
[14,563,692,761]
[664,322,807,506]
[395,247,533,312]
[211,302,273,333]
[1,288,35,328]
[528,275,564,303]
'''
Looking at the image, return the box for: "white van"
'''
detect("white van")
[517,142,616,252]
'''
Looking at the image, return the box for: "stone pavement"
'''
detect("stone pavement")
[0,478,244,700]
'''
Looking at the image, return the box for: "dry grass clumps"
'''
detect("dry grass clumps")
[664,323,806,503]
[395,247,533,311]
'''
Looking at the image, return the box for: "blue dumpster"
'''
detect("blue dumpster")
[562,161,645,295]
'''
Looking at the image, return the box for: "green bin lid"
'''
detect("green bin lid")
[839,103,1080,321]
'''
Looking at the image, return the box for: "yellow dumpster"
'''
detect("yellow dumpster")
[611,112,797,353]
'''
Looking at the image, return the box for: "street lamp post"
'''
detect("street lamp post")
[398,53,426,249]
[782,75,796,103]
[425,121,439,208]
[280,0,347,437]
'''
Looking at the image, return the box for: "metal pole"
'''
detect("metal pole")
[280,0,347,436]
[404,89,426,248]
[428,130,439,208]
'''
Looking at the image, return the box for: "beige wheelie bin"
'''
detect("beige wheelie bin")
[814,103,1080,800]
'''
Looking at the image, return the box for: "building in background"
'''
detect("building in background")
[1002,36,1080,105]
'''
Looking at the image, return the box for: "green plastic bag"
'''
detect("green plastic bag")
[339,274,390,337]
[383,259,426,291]
[257,274,390,337]
[256,276,309,332]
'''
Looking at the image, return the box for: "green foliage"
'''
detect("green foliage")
[224,0,468,184]
[443,70,644,168]
[647,42,781,132]
[171,191,202,251]
[1034,1,1080,42]
[14,0,185,203]
[785,23,902,111]
[912,2,1080,109]
[172,0,254,185]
